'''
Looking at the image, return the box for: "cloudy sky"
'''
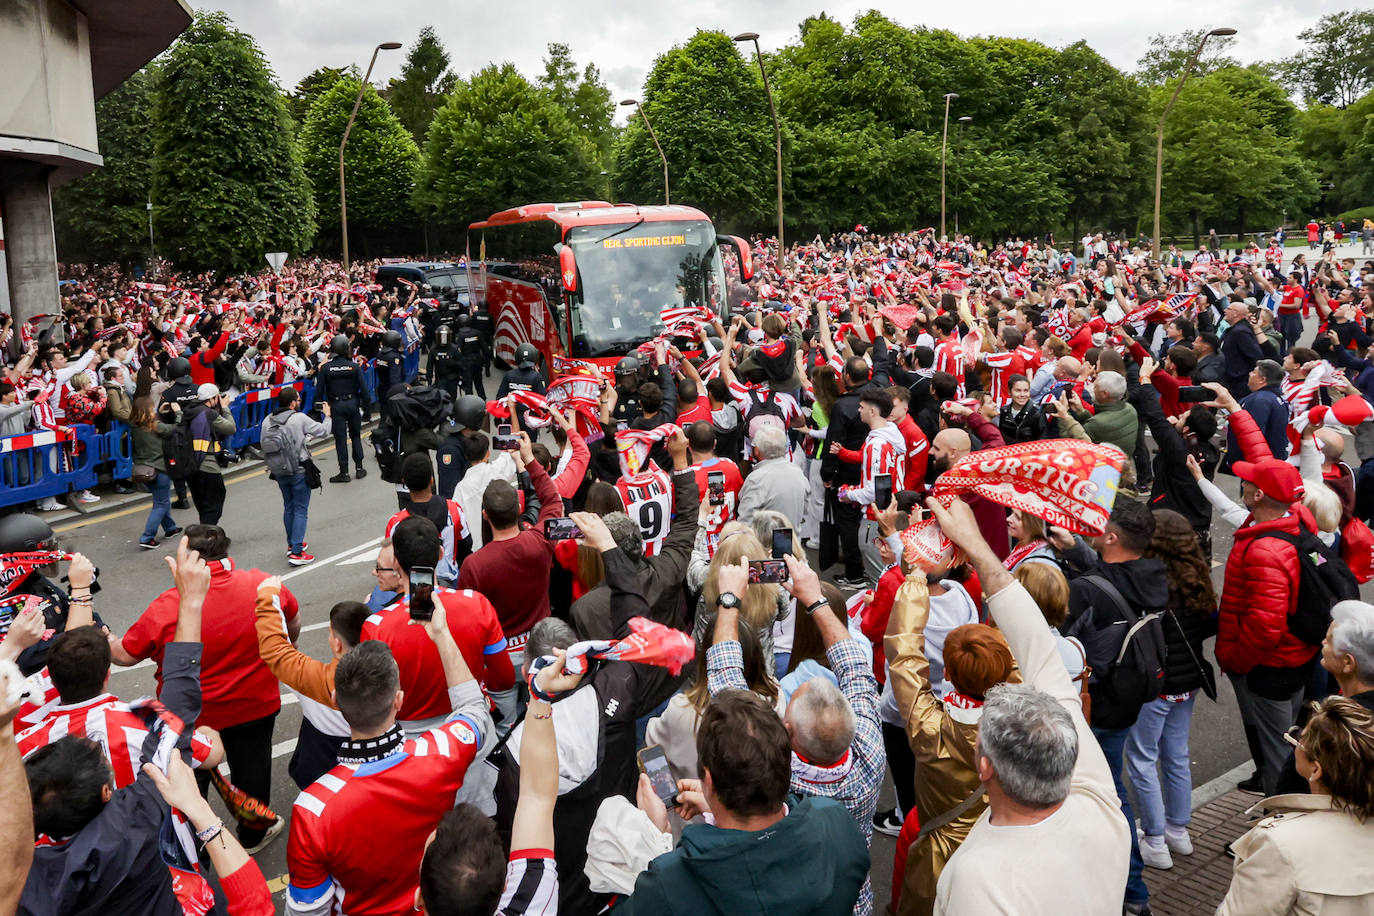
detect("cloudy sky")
[209,0,1363,116]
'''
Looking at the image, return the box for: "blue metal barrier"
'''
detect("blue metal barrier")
[361,360,378,404]
[403,348,419,382]
[101,421,133,481]
[227,379,315,451]
[0,425,102,508]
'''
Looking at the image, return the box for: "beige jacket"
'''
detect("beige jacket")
[1218,794,1374,916]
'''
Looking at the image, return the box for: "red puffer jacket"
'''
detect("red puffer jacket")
[1217,503,1320,674]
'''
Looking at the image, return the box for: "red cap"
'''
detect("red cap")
[1233,457,1304,503]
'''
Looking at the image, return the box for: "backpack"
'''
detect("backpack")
[260,412,300,479]
[371,414,401,483]
[1081,575,1167,718]
[163,413,199,481]
[712,404,744,464]
[744,388,788,442]
[1255,526,1359,645]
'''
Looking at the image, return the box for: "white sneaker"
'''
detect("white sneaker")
[1165,825,1194,856]
[1139,833,1174,870]
[36,498,63,512]
[78,490,100,503]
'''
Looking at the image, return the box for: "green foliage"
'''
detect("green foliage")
[1299,94,1374,216]
[612,31,775,231]
[149,12,315,273]
[288,66,350,123]
[1152,67,1316,235]
[53,68,156,263]
[1135,29,1239,86]
[1335,206,1374,225]
[388,27,457,143]
[414,63,601,227]
[1282,11,1374,108]
[299,77,420,239]
[538,43,615,165]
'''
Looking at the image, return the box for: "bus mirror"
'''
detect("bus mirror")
[718,235,754,281]
[559,245,579,293]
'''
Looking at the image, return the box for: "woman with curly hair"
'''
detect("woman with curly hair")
[1126,509,1218,870]
[1218,696,1374,913]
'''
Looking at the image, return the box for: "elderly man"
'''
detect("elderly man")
[1029,353,1079,402]
[1323,601,1374,707]
[737,424,809,527]
[1070,370,1137,459]
[1222,361,1290,470]
[924,498,1130,915]
[708,554,884,916]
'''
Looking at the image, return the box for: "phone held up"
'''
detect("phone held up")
[493,423,519,450]
[637,745,679,806]
[408,566,436,622]
[707,470,726,506]
[874,473,893,512]
[545,517,583,541]
[748,558,789,584]
[772,527,793,559]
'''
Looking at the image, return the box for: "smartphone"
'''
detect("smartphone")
[493,423,519,450]
[408,566,435,622]
[874,473,893,512]
[1177,386,1211,404]
[544,517,583,541]
[707,470,726,506]
[772,527,793,559]
[748,558,789,584]
[638,745,679,806]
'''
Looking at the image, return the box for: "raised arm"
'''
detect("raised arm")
[0,670,32,914]
[254,578,335,707]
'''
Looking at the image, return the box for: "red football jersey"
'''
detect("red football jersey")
[690,457,744,557]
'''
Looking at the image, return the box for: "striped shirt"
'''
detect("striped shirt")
[499,852,558,916]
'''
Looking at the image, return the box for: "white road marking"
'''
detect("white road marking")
[273,738,298,759]
[281,537,383,581]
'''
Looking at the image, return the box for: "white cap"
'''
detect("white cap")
[197,383,221,401]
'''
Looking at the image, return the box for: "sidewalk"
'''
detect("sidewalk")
[1142,788,1258,915]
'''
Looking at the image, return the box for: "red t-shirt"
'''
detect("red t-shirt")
[122,559,299,731]
[690,457,744,556]
[1278,285,1305,315]
[359,588,511,721]
[288,714,485,916]
[675,400,711,427]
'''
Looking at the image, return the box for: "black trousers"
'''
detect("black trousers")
[187,471,226,526]
[288,717,347,790]
[882,721,917,816]
[196,711,277,845]
[459,360,486,397]
[824,490,864,578]
[331,400,365,471]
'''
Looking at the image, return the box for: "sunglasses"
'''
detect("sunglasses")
[1282,724,1303,749]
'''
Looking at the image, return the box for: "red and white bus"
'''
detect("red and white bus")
[468,201,753,369]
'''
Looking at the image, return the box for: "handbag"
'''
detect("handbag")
[131,463,157,484]
[303,457,322,490]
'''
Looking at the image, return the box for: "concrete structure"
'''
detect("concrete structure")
[0,0,191,326]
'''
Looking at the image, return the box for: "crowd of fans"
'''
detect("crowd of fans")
[2,227,1374,916]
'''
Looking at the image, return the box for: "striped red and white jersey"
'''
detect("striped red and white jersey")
[982,350,1028,407]
[616,466,674,557]
[840,424,907,521]
[1281,363,1328,419]
[1015,344,1044,374]
[16,692,215,787]
[933,337,966,396]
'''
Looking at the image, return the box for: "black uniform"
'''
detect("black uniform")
[435,431,471,500]
[497,365,547,428]
[471,307,495,376]
[159,379,199,412]
[373,347,407,409]
[427,341,463,400]
[456,325,486,397]
[321,355,369,474]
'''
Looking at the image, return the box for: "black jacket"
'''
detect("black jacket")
[998,401,1046,444]
[1131,385,1219,533]
[1161,607,1218,696]
[821,388,869,486]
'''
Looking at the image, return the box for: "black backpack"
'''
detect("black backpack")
[371,414,401,483]
[712,404,744,464]
[1254,527,1359,645]
[163,413,199,481]
[744,388,787,432]
[1081,575,1167,719]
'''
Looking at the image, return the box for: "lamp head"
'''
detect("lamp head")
[619,99,639,107]
[1208,27,1237,36]
[733,32,760,42]
[959,116,973,123]
[945,92,960,100]
[379,41,402,50]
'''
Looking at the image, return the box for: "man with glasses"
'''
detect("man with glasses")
[369,542,403,611]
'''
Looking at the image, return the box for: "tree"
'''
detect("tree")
[1282,11,1374,108]
[1135,29,1239,86]
[613,31,775,231]
[538,43,615,165]
[150,11,315,273]
[299,76,420,248]
[415,63,600,227]
[53,68,157,263]
[387,26,457,143]
[288,66,349,123]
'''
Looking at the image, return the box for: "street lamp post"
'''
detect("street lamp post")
[1152,27,1236,259]
[341,41,401,273]
[734,32,785,273]
[954,116,971,235]
[940,92,959,241]
[146,199,155,267]
[620,99,669,204]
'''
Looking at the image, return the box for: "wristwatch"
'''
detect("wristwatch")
[715,591,741,610]
[803,598,830,616]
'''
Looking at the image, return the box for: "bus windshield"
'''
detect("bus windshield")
[566,219,726,357]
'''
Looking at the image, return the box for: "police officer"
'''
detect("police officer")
[435,394,487,499]
[497,343,546,431]
[320,334,370,483]
[426,324,463,400]
[373,330,407,413]
[471,303,495,377]
[609,354,645,425]
[455,313,486,397]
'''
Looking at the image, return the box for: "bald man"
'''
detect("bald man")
[927,427,1011,559]
[1311,426,1355,527]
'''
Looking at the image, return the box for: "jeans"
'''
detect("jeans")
[277,471,311,554]
[491,642,526,737]
[858,517,884,583]
[1092,725,1149,906]
[140,471,179,541]
[1126,693,1196,836]
[1276,313,1303,353]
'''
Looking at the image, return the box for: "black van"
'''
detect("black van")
[374,262,472,299]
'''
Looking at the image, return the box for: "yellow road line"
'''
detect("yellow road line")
[52,442,336,534]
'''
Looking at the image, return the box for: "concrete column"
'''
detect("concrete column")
[0,159,60,327]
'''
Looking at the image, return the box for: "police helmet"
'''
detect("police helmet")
[454,313,472,329]
[382,330,403,350]
[330,334,351,357]
[614,355,642,377]
[166,356,192,381]
[514,343,539,370]
[0,513,57,554]
[451,395,487,431]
